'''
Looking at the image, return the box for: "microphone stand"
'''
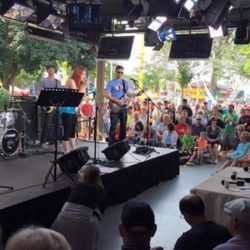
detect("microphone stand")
[130,79,160,156]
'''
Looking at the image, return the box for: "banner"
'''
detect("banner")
[183,87,206,99]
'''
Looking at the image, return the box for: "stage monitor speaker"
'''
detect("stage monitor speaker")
[102,140,130,161]
[58,147,89,173]
[10,100,38,141]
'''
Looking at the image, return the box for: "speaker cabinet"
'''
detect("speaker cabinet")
[102,140,130,161]
[10,100,38,141]
[58,147,89,173]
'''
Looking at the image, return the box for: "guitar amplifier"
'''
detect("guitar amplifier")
[10,100,38,141]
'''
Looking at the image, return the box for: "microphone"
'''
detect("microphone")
[221,180,245,186]
[130,78,138,82]
[231,175,250,183]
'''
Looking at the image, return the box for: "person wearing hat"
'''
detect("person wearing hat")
[119,201,162,250]
[213,198,250,250]
[174,194,231,250]
[40,64,62,148]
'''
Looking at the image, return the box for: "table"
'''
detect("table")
[191,167,250,225]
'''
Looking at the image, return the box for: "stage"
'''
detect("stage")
[0,141,179,242]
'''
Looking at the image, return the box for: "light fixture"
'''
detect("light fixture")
[203,0,228,29]
[36,2,64,30]
[0,0,34,22]
[148,16,167,32]
[184,0,199,12]
[39,14,64,30]
[26,26,64,45]
[208,25,227,38]
[158,27,176,42]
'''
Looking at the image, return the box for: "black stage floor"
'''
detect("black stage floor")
[0,141,179,242]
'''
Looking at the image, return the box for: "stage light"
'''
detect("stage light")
[158,27,176,42]
[203,0,228,29]
[184,0,198,12]
[0,0,34,22]
[26,26,64,46]
[148,16,167,32]
[209,24,228,38]
[39,14,64,30]
[36,2,64,30]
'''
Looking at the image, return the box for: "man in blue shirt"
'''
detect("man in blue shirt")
[104,65,133,146]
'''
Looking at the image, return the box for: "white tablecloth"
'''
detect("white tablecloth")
[191,167,250,225]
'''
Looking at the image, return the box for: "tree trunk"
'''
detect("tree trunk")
[210,67,218,97]
[1,69,19,90]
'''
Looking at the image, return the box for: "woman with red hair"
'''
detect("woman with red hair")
[60,66,88,154]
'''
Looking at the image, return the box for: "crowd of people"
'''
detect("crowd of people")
[5,194,250,250]
[79,93,250,168]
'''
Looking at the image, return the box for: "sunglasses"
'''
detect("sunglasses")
[116,71,124,74]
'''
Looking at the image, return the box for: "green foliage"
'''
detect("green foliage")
[176,62,193,88]
[0,87,10,110]
[142,43,175,91]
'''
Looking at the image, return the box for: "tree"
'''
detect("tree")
[176,61,193,98]
[141,43,175,92]
[0,20,97,89]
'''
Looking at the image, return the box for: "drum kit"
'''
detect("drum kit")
[0,108,21,157]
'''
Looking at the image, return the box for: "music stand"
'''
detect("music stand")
[37,88,83,187]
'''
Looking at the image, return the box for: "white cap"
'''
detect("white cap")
[224,198,250,223]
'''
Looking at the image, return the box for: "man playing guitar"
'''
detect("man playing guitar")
[104,65,134,146]
[40,64,62,148]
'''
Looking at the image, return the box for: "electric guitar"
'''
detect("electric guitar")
[108,90,144,113]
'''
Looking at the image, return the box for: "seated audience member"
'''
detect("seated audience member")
[174,194,231,250]
[233,125,245,150]
[143,126,158,147]
[219,125,245,159]
[162,122,178,148]
[206,117,222,164]
[119,201,163,250]
[52,165,105,250]
[222,104,239,151]
[157,113,171,144]
[140,106,148,127]
[213,198,250,250]
[181,110,192,126]
[6,226,71,250]
[186,131,208,165]
[218,131,250,171]
[175,115,190,138]
[238,105,250,132]
[180,128,195,154]
[191,115,206,138]
[126,106,134,130]
[208,109,225,129]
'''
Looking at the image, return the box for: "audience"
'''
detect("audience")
[173,194,231,250]
[213,198,250,250]
[52,165,105,250]
[6,226,71,250]
[218,131,250,170]
[119,201,163,250]
[206,117,222,164]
